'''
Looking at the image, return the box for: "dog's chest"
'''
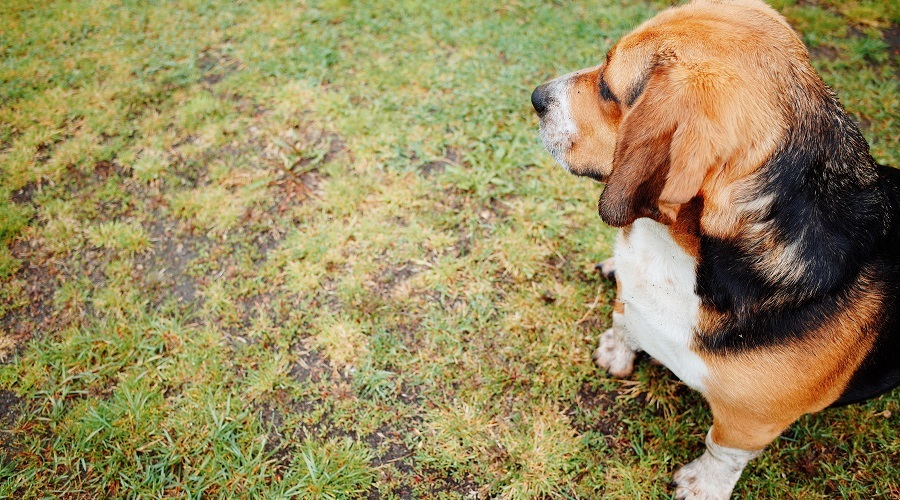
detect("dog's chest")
[614,219,709,391]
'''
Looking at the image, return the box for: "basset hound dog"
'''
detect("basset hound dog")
[531,0,900,497]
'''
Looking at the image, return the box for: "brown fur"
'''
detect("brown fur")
[669,196,703,257]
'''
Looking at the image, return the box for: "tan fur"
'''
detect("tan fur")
[564,69,620,178]
[613,279,625,315]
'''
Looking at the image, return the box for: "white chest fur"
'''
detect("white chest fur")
[613,219,709,392]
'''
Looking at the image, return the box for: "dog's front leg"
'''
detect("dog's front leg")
[672,430,761,500]
[673,400,792,499]
[592,278,637,377]
[595,256,617,281]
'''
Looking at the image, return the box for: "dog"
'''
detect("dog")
[531,0,900,497]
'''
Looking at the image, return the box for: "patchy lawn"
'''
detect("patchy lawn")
[0,0,897,497]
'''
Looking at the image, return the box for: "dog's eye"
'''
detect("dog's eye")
[600,78,619,104]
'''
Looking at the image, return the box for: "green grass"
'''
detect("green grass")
[0,0,897,497]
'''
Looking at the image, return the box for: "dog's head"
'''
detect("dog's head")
[533,0,805,227]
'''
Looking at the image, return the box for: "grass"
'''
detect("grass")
[0,0,897,497]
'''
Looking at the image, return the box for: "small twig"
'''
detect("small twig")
[374,452,413,469]
[438,156,464,169]
[269,156,318,199]
[575,282,605,325]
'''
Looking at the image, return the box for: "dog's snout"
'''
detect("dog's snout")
[531,83,552,116]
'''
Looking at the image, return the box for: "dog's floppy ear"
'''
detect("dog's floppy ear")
[599,57,738,227]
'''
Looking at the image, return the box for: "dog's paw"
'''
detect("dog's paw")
[672,456,732,500]
[594,257,616,281]
[672,439,757,500]
[593,328,635,377]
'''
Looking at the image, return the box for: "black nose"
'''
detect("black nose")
[531,84,551,116]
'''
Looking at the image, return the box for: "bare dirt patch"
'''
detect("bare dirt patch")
[809,44,839,61]
[0,390,22,455]
[886,24,900,50]
[371,261,420,300]
[885,24,900,65]
[368,425,416,475]
[417,148,464,178]
[0,242,69,360]
[10,183,39,205]
[198,47,241,86]
[137,218,208,307]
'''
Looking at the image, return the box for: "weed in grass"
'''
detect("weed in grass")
[848,34,891,63]
[278,437,375,499]
[314,315,370,373]
[244,353,290,402]
[132,149,168,183]
[85,220,150,255]
[498,403,582,498]
[0,247,20,280]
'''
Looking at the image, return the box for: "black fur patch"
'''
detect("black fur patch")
[695,72,900,404]
[625,74,648,106]
[600,78,619,104]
